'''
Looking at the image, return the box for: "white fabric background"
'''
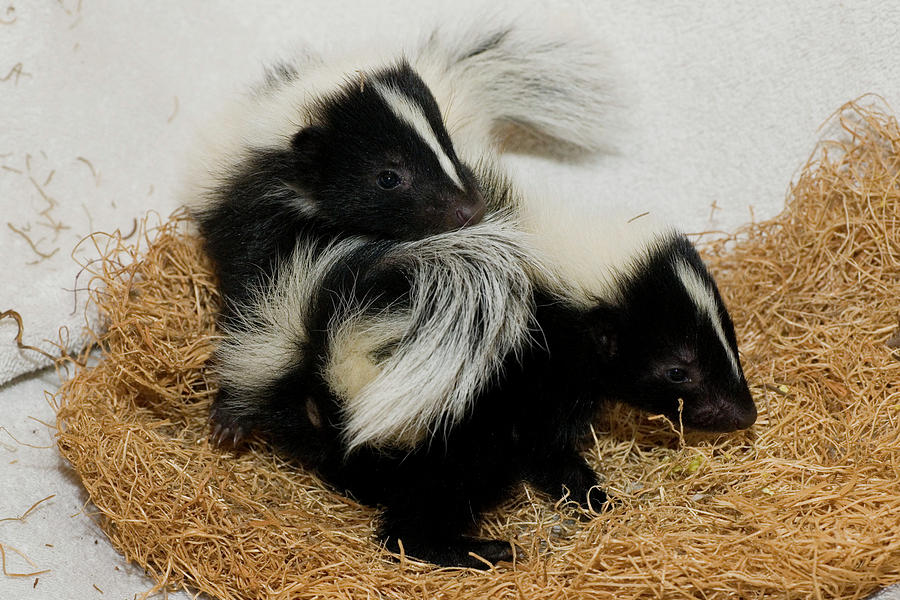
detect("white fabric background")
[1,1,898,598]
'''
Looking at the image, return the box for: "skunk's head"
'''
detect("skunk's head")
[596,235,756,433]
[289,61,485,239]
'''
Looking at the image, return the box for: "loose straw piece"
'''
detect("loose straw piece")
[0,496,56,525]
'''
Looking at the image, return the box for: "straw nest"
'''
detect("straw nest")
[56,101,900,599]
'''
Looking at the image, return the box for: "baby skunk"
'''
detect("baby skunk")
[487,193,758,515]
[187,23,613,445]
[188,60,485,316]
[213,162,757,568]
[186,21,613,311]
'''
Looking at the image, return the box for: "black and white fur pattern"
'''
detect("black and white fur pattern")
[189,22,615,446]
[191,23,759,570]
[513,186,756,430]
[215,209,541,452]
[209,160,756,568]
[185,19,613,282]
[311,178,758,453]
[323,215,539,450]
[187,59,486,315]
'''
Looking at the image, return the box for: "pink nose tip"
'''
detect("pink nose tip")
[456,203,485,227]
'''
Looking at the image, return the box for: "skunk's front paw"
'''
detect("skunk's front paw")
[208,399,250,449]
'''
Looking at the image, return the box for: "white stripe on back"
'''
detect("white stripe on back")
[373,82,464,190]
[674,259,740,378]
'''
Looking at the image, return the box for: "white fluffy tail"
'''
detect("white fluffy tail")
[415,21,616,157]
[324,213,540,452]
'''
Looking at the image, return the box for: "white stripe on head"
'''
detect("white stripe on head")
[372,82,465,190]
[673,259,740,378]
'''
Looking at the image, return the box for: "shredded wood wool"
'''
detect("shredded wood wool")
[56,101,900,599]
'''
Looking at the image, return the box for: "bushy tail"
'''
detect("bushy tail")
[415,20,616,157]
[325,212,540,452]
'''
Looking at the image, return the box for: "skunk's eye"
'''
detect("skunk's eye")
[665,368,690,383]
[376,170,402,190]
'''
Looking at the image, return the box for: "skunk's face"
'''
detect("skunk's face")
[290,62,485,240]
[617,319,756,433]
[605,241,756,433]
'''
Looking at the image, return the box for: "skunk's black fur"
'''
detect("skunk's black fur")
[192,21,615,452]
[192,58,491,450]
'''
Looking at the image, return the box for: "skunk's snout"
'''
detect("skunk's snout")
[456,203,484,227]
[727,383,758,431]
[710,401,757,432]
[453,188,486,228]
[430,191,485,234]
[683,387,757,433]
[732,397,757,430]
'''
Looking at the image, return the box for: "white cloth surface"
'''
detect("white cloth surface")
[0,368,199,600]
[2,0,899,598]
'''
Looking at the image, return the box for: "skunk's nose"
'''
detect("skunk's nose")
[684,388,758,433]
[733,399,757,430]
[456,206,481,227]
[455,194,485,227]
[728,381,758,430]
[715,392,757,431]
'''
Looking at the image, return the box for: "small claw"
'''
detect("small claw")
[209,421,248,449]
[208,401,252,450]
[210,422,223,445]
[210,422,235,449]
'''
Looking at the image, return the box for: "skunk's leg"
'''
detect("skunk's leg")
[365,455,520,569]
[378,501,516,569]
[526,450,608,512]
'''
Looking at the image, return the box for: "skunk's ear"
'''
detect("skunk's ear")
[290,126,327,177]
[586,305,619,361]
